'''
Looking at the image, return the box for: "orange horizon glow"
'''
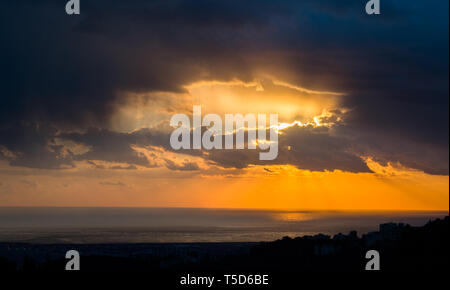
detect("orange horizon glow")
[0,160,448,211]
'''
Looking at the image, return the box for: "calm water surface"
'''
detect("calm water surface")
[0,207,447,243]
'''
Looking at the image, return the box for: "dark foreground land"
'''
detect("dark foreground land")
[0,216,448,273]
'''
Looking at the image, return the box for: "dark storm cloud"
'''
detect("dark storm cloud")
[164,159,200,171]
[1,0,291,128]
[199,125,371,173]
[0,123,74,169]
[58,124,370,173]
[60,127,168,167]
[278,125,371,173]
[0,0,448,174]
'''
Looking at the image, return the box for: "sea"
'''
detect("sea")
[0,207,447,244]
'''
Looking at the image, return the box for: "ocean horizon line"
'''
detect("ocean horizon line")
[0,206,448,213]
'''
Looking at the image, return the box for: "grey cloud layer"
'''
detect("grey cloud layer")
[1,122,372,173]
[0,0,448,174]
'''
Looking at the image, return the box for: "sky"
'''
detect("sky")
[0,0,448,210]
